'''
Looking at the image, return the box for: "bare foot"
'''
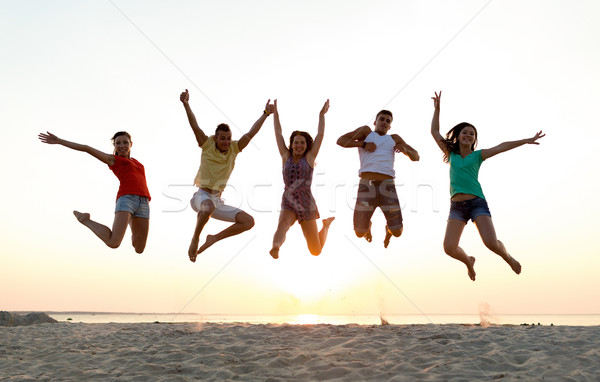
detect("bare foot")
[505,254,521,275]
[269,247,279,259]
[383,225,392,248]
[322,217,335,227]
[364,221,372,243]
[73,210,90,224]
[467,256,476,281]
[197,234,218,254]
[188,238,199,263]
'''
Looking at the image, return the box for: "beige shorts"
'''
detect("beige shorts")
[190,189,243,222]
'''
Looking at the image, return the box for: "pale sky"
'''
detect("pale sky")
[1,0,599,316]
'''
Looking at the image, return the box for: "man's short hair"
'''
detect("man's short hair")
[376,110,393,120]
[215,123,231,136]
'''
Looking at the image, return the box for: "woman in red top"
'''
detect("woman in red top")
[39,131,151,253]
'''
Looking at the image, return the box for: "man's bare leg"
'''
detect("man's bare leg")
[383,225,403,248]
[189,200,215,262]
[198,211,255,254]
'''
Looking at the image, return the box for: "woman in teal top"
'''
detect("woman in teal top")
[430,91,545,281]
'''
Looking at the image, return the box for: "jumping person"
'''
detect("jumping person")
[430,91,545,281]
[269,99,335,259]
[38,131,151,253]
[180,89,274,262]
[337,110,419,247]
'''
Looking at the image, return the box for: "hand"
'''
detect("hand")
[273,99,278,115]
[265,99,275,115]
[393,144,404,154]
[527,130,545,144]
[320,99,330,116]
[38,132,61,145]
[432,91,442,110]
[363,142,376,152]
[180,89,189,104]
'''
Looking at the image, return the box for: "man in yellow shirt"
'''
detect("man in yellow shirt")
[180,89,275,262]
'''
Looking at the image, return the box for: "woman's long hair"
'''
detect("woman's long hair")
[111,131,132,156]
[442,122,477,163]
[287,131,314,157]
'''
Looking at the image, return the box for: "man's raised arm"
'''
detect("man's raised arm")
[180,89,208,147]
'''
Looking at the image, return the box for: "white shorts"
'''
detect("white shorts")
[190,189,243,222]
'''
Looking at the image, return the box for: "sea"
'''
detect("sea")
[26,312,600,326]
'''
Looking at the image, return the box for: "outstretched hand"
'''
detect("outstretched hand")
[527,130,545,144]
[180,89,189,103]
[265,99,275,115]
[320,99,330,115]
[432,91,442,109]
[38,132,61,145]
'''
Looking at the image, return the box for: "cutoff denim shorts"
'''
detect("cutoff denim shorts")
[448,196,491,223]
[115,194,150,218]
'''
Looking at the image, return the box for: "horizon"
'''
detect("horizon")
[2,1,599,316]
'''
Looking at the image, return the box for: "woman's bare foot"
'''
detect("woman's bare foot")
[322,217,335,227]
[73,210,90,224]
[467,256,476,281]
[198,234,218,254]
[269,247,279,259]
[505,254,521,274]
[188,238,199,262]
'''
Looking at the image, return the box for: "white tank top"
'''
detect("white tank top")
[358,131,395,178]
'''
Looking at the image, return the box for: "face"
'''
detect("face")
[113,135,132,157]
[291,135,307,156]
[374,114,392,135]
[458,126,477,146]
[215,131,232,152]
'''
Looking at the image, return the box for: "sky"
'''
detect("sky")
[1,0,599,317]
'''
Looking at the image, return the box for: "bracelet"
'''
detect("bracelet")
[264,110,271,116]
[362,141,367,148]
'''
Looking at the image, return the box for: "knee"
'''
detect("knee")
[354,230,366,238]
[390,227,403,237]
[237,213,255,230]
[443,243,456,255]
[483,239,499,251]
[107,240,121,249]
[133,242,146,254]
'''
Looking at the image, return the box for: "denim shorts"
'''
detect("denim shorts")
[448,196,491,223]
[115,194,150,218]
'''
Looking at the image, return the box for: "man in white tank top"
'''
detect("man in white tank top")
[337,110,419,247]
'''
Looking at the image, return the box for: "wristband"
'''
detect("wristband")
[264,110,271,116]
[362,141,367,148]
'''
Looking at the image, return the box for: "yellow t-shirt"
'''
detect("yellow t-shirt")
[193,136,240,191]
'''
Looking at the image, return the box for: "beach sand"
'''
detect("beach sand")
[1,322,598,381]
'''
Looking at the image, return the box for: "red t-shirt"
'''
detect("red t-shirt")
[109,155,151,201]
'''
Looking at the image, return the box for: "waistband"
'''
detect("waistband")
[359,178,395,187]
[200,187,222,196]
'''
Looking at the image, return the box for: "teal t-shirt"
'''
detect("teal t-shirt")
[449,150,485,199]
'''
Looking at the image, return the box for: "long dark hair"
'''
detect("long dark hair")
[287,131,314,157]
[442,122,477,163]
[111,131,132,156]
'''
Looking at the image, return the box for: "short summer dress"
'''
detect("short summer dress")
[281,156,320,223]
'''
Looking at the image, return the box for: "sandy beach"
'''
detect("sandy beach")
[1,322,598,381]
